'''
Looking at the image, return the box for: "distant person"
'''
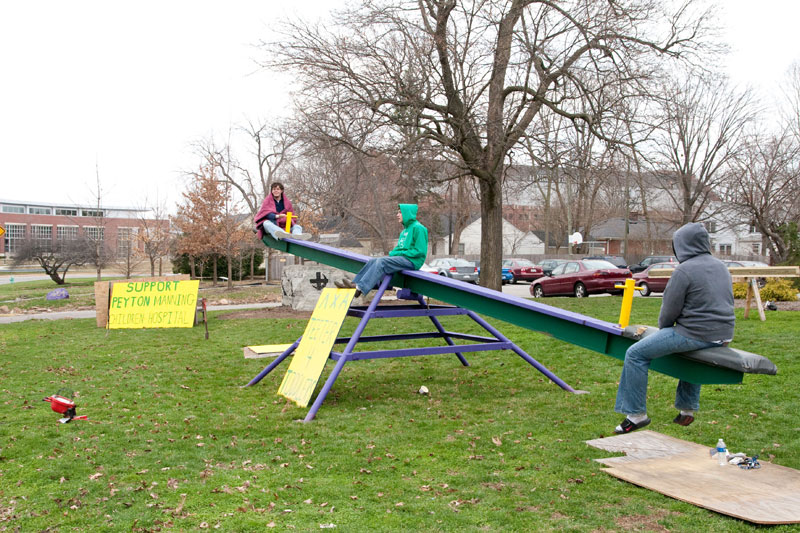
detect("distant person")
[254,182,311,241]
[336,204,428,298]
[614,222,735,434]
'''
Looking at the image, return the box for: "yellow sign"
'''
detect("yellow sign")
[0,225,5,238]
[278,288,355,407]
[108,280,199,329]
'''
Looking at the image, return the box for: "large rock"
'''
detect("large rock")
[46,288,69,301]
[281,265,368,311]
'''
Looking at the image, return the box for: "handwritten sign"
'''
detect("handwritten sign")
[278,288,355,407]
[108,280,199,329]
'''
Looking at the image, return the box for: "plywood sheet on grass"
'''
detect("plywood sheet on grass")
[243,344,294,359]
[586,430,800,524]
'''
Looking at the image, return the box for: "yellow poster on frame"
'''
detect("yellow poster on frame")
[278,288,355,407]
[108,280,199,329]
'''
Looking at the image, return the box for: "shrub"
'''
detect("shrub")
[732,282,749,299]
[760,279,798,301]
[733,279,798,301]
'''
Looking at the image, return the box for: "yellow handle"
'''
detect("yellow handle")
[615,278,644,329]
[285,212,294,233]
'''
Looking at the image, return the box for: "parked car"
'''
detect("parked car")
[722,260,769,287]
[529,259,632,298]
[470,259,514,284]
[419,262,439,274]
[628,255,677,273]
[536,258,568,277]
[502,258,544,283]
[583,255,628,268]
[428,258,479,283]
[632,262,676,297]
[501,263,513,284]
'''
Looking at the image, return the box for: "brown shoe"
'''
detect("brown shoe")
[673,413,694,426]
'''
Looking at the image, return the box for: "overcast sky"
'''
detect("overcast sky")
[1,1,798,211]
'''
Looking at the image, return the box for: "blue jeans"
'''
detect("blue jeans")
[615,327,717,416]
[352,256,415,296]
[262,220,304,239]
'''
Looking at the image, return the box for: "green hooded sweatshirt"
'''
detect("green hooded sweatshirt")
[389,204,428,269]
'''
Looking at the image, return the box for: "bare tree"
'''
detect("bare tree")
[13,238,90,285]
[266,0,714,289]
[725,130,800,263]
[649,75,756,224]
[136,198,172,277]
[116,227,143,279]
[782,61,800,139]
[83,163,112,281]
[201,120,301,217]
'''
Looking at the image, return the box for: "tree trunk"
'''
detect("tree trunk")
[478,177,503,291]
[227,254,234,290]
[158,256,163,276]
[213,256,218,287]
[189,256,196,279]
[150,258,156,277]
[250,248,255,280]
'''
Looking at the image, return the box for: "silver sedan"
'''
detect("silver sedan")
[427,258,479,283]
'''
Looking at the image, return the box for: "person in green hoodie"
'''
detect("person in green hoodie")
[336,204,428,298]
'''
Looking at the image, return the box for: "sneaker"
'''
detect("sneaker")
[274,229,290,240]
[292,233,312,241]
[338,278,356,289]
[614,416,651,434]
[354,289,362,298]
[673,413,694,426]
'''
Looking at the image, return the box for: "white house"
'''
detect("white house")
[437,217,545,256]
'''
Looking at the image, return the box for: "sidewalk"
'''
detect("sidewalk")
[0,302,282,324]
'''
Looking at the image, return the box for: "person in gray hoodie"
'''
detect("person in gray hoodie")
[614,222,735,434]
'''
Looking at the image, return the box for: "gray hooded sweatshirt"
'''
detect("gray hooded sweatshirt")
[659,222,735,342]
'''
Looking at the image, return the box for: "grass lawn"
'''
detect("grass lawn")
[1,295,798,531]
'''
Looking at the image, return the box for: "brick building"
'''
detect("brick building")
[0,198,160,259]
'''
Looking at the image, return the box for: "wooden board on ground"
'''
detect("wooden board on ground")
[243,344,295,359]
[586,430,800,524]
[94,275,189,327]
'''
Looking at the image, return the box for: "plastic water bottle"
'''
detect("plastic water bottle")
[716,438,728,466]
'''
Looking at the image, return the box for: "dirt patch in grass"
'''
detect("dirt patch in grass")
[216,307,312,320]
[612,508,677,532]
[734,298,800,311]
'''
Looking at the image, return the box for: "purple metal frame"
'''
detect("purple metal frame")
[245,274,582,421]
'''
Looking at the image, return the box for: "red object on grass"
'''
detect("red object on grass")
[43,395,75,415]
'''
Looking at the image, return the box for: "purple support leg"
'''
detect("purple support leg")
[304,274,394,421]
[244,339,301,387]
[416,294,469,366]
[466,310,584,394]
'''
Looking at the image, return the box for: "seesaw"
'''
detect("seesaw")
[246,234,776,420]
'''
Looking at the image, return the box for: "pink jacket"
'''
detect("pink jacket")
[254,193,294,239]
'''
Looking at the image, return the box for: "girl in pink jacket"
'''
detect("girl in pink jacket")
[253,182,311,241]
